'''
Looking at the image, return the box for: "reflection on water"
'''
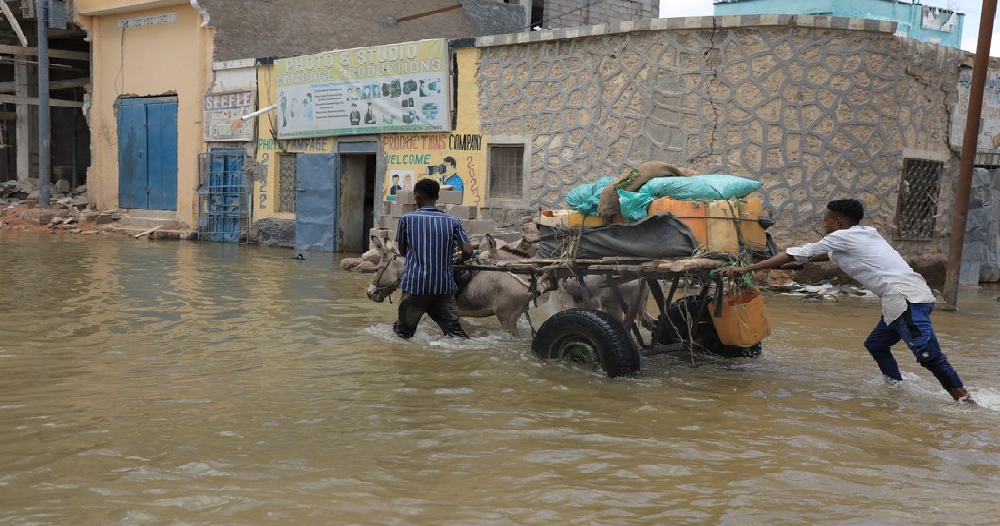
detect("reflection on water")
[1,232,999,525]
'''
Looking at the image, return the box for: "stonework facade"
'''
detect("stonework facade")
[541,0,658,28]
[475,15,967,272]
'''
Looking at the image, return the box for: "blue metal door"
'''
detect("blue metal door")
[294,154,340,252]
[202,149,247,243]
[117,97,178,210]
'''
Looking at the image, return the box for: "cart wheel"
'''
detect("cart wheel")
[532,308,641,378]
[655,296,761,358]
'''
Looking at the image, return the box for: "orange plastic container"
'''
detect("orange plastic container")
[708,287,772,346]
[646,197,767,253]
[539,210,609,227]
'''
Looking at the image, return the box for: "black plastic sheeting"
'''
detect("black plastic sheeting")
[532,213,701,260]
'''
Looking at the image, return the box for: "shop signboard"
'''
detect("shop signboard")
[204,90,255,142]
[275,39,450,139]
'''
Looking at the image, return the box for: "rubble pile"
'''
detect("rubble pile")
[0,178,116,235]
[0,178,90,210]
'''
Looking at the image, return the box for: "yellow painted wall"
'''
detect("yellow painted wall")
[380,47,486,207]
[77,2,212,227]
[253,64,336,221]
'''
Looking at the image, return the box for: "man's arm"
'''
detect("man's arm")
[395,218,408,257]
[454,222,473,262]
[458,241,474,262]
[780,252,829,269]
[724,251,796,275]
[724,236,839,276]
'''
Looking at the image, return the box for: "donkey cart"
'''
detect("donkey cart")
[454,256,772,378]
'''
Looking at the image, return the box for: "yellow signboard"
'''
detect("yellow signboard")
[275,39,450,139]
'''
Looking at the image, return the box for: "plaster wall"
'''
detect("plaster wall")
[475,17,964,268]
[379,47,488,208]
[78,3,213,227]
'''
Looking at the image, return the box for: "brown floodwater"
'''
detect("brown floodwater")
[1,231,998,526]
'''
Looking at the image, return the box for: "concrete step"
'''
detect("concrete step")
[119,212,182,230]
[98,224,198,240]
[120,209,177,219]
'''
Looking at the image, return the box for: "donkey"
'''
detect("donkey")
[478,235,651,326]
[366,236,538,335]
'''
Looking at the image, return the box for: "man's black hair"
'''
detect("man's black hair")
[827,199,864,224]
[444,156,456,167]
[414,178,440,200]
[391,173,399,179]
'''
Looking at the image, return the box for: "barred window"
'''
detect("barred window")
[277,154,297,214]
[488,145,525,200]
[895,159,943,240]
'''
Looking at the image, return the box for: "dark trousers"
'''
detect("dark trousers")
[863,303,964,390]
[393,291,469,339]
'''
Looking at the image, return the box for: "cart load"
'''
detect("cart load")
[538,163,775,260]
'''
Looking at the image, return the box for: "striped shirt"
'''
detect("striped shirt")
[396,206,470,295]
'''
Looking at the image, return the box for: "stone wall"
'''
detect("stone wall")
[475,15,967,269]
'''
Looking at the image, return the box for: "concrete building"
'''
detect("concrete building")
[470,15,1000,282]
[0,1,90,191]
[71,0,525,235]
[714,0,964,48]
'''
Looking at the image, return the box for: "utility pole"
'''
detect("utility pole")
[943,0,998,309]
[37,0,51,208]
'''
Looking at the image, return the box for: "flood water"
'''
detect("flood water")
[1,232,999,526]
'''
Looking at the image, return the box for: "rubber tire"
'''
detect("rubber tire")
[532,308,641,378]
[655,296,762,358]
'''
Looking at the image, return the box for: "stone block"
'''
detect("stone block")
[369,228,390,240]
[395,190,416,205]
[492,230,523,243]
[443,205,476,219]
[391,202,417,217]
[21,208,68,226]
[467,219,496,235]
[377,214,396,230]
[439,190,463,205]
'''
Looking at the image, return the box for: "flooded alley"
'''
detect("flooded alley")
[2,232,999,525]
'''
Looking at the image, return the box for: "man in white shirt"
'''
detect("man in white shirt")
[724,199,974,404]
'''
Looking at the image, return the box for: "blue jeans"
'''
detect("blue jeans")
[863,303,964,390]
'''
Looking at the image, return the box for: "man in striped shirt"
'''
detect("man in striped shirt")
[393,178,475,339]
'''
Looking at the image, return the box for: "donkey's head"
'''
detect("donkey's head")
[366,236,404,303]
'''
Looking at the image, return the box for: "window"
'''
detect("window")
[489,144,525,200]
[277,154,297,213]
[895,158,943,240]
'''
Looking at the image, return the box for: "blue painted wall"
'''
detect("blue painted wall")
[714,0,963,48]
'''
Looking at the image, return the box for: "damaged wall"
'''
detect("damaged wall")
[474,15,965,273]
[76,2,213,228]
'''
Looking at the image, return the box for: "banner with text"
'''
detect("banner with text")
[275,39,451,139]
[204,90,255,142]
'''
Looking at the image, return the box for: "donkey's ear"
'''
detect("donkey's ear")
[484,233,497,251]
[385,240,398,253]
[371,235,385,253]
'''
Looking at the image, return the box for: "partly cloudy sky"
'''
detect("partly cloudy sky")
[658,0,999,55]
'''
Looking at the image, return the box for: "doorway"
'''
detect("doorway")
[117,97,178,210]
[339,153,377,252]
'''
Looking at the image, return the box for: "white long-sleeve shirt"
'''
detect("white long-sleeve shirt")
[786,225,935,323]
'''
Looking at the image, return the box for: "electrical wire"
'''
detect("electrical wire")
[115,26,126,95]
